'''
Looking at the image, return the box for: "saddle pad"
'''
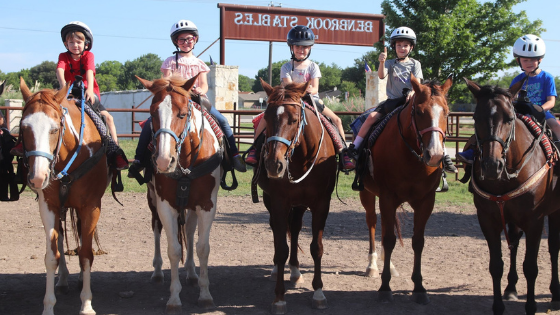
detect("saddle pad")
[517,114,555,162]
[251,105,345,153]
[191,101,224,139]
[366,106,402,149]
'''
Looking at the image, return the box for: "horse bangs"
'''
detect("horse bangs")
[267,82,305,106]
[150,76,190,99]
[478,85,512,100]
[23,90,62,115]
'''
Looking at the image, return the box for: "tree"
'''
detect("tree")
[96,61,123,92]
[29,61,58,89]
[238,74,254,92]
[379,0,543,100]
[119,54,162,90]
[317,62,342,92]
[251,60,287,92]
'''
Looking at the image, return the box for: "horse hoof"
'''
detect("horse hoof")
[550,300,560,310]
[312,298,328,309]
[271,301,287,314]
[165,304,182,314]
[503,290,518,301]
[290,275,304,285]
[378,291,393,303]
[79,309,96,315]
[410,292,430,305]
[186,276,199,286]
[198,298,215,309]
[55,285,69,295]
[151,273,164,283]
[365,268,379,278]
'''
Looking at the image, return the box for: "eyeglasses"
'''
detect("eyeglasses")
[177,36,196,44]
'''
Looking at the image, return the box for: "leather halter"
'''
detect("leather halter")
[398,95,447,162]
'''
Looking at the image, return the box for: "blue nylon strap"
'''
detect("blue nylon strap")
[267,136,292,146]
[154,128,180,143]
[25,150,54,161]
[57,81,86,179]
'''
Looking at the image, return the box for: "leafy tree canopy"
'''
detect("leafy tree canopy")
[119,53,162,90]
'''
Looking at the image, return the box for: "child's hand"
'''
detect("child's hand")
[406,90,415,102]
[379,47,387,63]
[192,86,202,95]
[85,90,95,104]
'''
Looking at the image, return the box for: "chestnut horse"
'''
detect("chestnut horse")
[359,74,452,304]
[256,79,337,314]
[136,75,222,314]
[19,78,109,315]
[465,78,560,315]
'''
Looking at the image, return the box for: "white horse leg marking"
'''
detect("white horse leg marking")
[380,246,399,277]
[152,223,164,282]
[184,210,199,285]
[195,169,219,307]
[38,192,57,315]
[56,229,69,292]
[79,259,95,315]
[289,264,304,284]
[155,95,174,172]
[366,251,379,278]
[157,198,182,311]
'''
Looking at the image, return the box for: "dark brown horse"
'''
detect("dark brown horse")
[19,77,109,315]
[136,75,222,314]
[359,74,452,304]
[465,78,560,315]
[256,79,337,314]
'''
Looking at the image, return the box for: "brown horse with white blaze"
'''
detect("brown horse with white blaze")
[256,79,337,314]
[19,77,109,315]
[136,75,222,314]
[359,74,452,304]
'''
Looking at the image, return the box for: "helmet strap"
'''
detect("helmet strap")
[289,47,311,66]
[172,45,194,74]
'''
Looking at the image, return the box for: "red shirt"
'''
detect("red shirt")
[57,51,100,99]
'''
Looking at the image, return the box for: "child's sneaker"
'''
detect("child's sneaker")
[342,154,355,170]
[456,149,474,164]
[10,143,23,156]
[232,154,247,172]
[245,148,258,165]
[114,154,129,170]
[442,154,458,173]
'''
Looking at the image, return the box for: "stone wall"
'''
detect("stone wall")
[364,71,387,110]
[207,65,238,125]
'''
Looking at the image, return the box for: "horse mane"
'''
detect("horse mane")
[421,79,445,97]
[22,89,63,114]
[477,85,512,100]
[149,75,192,98]
[266,82,305,106]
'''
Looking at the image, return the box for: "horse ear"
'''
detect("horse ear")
[0,81,4,96]
[20,77,33,102]
[54,82,71,104]
[441,74,453,95]
[260,78,274,96]
[509,78,525,98]
[301,80,311,97]
[410,73,421,95]
[463,78,481,97]
[136,76,154,91]
[182,73,200,93]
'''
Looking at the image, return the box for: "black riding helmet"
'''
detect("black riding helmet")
[61,21,93,51]
[287,25,315,62]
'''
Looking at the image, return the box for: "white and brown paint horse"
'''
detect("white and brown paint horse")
[136,75,222,314]
[19,77,110,315]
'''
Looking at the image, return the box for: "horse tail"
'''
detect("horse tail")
[178,217,186,264]
[70,208,80,252]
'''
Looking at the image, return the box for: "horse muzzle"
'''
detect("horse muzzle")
[265,156,287,179]
[153,152,178,174]
[27,171,50,191]
[480,157,505,180]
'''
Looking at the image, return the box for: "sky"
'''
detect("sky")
[1,0,559,81]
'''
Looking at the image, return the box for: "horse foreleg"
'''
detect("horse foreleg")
[523,221,544,315]
[477,207,505,315]
[548,211,560,310]
[378,197,398,303]
[408,198,435,305]
[194,205,216,309]
[360,190,380,277]
[267,196,290,314]
[184,209,199,285]
[158,203,182,314]
[309,200,329,310]
[288,206,306,284]
[503,223,521,301]
[55,224,70,294]
[39,195,59,315]
[77,206,100,315]
[149,189,164,283]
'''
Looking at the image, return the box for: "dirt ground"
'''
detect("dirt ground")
[1,192,560,315]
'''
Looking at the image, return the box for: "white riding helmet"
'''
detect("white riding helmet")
[61,21,94,51]
[513,34,545,58]
[390,26,417,47]
[170,20,199,43]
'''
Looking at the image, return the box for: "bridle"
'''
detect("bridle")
[398,94,447,162]
[265,98,324,183]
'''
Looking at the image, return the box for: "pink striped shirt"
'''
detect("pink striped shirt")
[161,55,210,89]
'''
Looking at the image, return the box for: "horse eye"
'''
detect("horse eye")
[50,128,59,135]
[178,113,186,119]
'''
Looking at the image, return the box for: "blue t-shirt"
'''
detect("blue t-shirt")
[510,70,557,119]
